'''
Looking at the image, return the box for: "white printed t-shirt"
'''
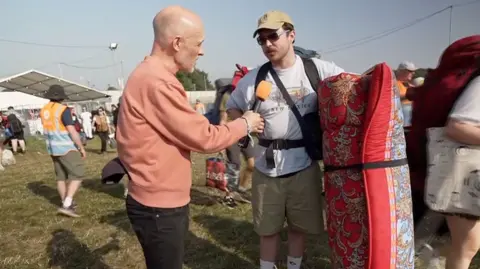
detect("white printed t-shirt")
[226,55,344,177]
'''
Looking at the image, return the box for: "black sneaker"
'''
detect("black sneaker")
[230,191,251,204]
[222,196,237,209]
[58,205,80,218]
[71,201,77,210]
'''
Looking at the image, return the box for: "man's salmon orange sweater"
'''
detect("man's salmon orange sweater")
[116,56,248,208]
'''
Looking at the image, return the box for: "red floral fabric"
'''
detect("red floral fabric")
[319,64,414,269]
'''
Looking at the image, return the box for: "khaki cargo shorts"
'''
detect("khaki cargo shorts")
[51,151,85,181]
[251,162,324,236]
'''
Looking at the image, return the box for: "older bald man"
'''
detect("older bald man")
[116,6,264,269]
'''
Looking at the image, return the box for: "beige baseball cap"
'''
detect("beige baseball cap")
[253,10,294,38]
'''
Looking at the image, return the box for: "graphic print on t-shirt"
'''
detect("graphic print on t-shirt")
[267,80,313,113]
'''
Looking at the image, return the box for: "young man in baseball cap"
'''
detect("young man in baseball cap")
[227,10,344,269]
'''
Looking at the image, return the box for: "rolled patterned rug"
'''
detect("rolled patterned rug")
[319,63,414,269]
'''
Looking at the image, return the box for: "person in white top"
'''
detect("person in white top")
[80,107,93,139]
[226,10,344,269]
[444,75,480,269]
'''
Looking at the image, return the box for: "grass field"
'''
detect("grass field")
[3,137,480,269]
[0,137,332,269]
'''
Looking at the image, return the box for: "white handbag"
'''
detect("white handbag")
[425,127,480,217]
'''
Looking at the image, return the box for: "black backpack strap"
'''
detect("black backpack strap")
[301,57,321,93]
[266,65,312,167]
[251,63,271,110]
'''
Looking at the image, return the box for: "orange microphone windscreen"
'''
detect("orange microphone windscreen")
[256,81,272,102]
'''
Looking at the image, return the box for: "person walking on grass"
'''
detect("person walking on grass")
[6,106,26,154]
[93,107,111,154]
[40,85,86,218]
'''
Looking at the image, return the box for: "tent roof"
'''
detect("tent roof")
[0,70,110,102]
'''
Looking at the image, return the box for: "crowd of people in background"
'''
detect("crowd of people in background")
[0,102,120,171]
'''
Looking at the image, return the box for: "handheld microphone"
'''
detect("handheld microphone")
[252,80,272,112]
[238,81,272,148]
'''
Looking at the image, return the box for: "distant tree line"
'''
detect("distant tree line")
[107,67,430,92]
[176,69,215,91]
[103,69,215,92]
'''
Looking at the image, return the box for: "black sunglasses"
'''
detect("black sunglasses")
[257,30,290,46]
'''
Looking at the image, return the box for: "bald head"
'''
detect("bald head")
[150,6,205,73]
[153,6,203,48]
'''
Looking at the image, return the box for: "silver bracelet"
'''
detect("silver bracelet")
[240,116,251,134]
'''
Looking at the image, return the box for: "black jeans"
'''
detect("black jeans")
[126,195,189,269]
[97,131,109,152]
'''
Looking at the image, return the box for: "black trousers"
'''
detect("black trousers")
[97,131,109,152]
[126,195,189,269]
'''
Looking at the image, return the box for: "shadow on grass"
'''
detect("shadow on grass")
[193,214,259,262]
[46,228,120,269]
[193,214,332,269]
[81,182,220,206]
[26,181,61,207]
[85,148,101,154]
[190,188,220,206]
[184,231,255,269]
[99,210,132,235]
[82,178,126,200]
[100,209,255,268]
[27,179,127,206]
[97,188,222,236]
[97,188,224,236]
[84,147,117,155]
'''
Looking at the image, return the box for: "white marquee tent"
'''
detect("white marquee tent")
[0,92,49,110]
[0,70,112,136]
[0,69,110,102]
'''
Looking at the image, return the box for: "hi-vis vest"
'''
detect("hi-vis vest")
[40,102,77,156]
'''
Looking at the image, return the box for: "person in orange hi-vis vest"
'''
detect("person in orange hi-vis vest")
[40,85,87,218]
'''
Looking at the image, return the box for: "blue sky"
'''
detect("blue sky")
[1,0,479,90]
